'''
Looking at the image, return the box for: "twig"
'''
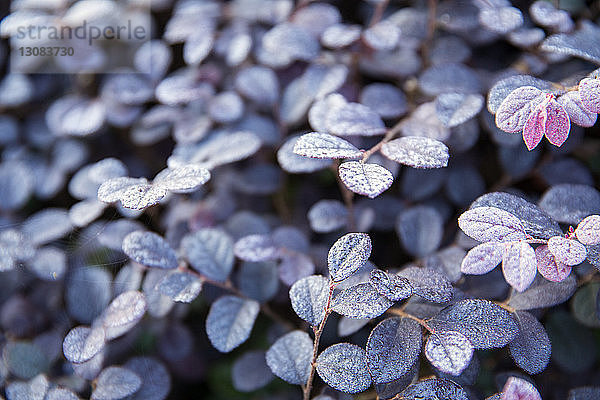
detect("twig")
[387,308,434,332]
[368,0,389,27]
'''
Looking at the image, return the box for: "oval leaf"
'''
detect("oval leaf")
[316,343,371,394]
[338,161,394,198]
[381,137,449,169]
[205,295,259,353]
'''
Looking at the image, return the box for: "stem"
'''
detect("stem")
[368,0,389,27]
[361,117,405,162]
[303,280,336,400]
[387,308,434,332]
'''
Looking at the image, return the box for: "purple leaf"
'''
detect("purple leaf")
[458,207,527,242]
[332,283,393,319]
[502,241,537,292]
[338,161,394,198]
[293,132,362,159]
[425,331,473,376]
[557,91,597,128]
[575,215,600,245]
[535,245,571,282]
[547,236,587,266]
[316,343,371,394]
[461,242,504,275]
[578,78,600,113]
[502,377,542,400]
[369,269,412,301]
[522,95,570,150]
[495,86,545,133]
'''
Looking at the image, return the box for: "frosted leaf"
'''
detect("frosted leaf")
[488,75,553,114]
[293,132,362,159]
[0,162,34,211]
[62,326,106,363]
[113,263,144,297]
[539,184,600,225]
[183,30,214,65]
[124,357,171,400]
[99,291,147,340]
[92,366,142,400]
[326,102,386,136]
[428,299,518,349]
[425,246,466,283]
[321,23,361,48]
[262,23,319,61]
[98,220,145,251]
[502,377,541,400]
[205,295,259,353]
[265,330,313,385]
[509,311,551,375]
[327,232,371,282]
[237,261,279,303]
[578,77,600,113]
[66,267,112,324]
[425,331,473,376]
[479,6,523,34]
[458,206,526,242]
[45,388,79,400]
[279,252,315,286]
[502,241,537,292]
[541,21,600,64]
[495,86,545,133]
[419,63,481,96]
[176,131,261,169]
[338,161,394,198]
[156,271,202,303]
[461,242,504,275]
[116,183,166,211]
[97,177,151,203]
[234,66,279,106]
[289,275,329,326]
[152,165,210,193]
[359,83,408,119]
[316,343,371,394]
[28,246,67,281]
[155,73,214,106]
[332,283,393,319]
[6,374,49,400]
[122,231,178,269]
[509,274,577,310]
[435,93,484,127]
[143,271,174,318]
[46,95,106,137]
[180,228,234,282]
[508,27,546,48]
[308,200,348,233]
[208,91,244,124]
[22,208,73,247]
[363,20,400,51]
[381,137,449,169]
[234,234,280,262]
[575,215,600,245]
[309,93,347,133]
[134,40,172,80]
[101,74,154,106]
[430,36,471,65]
[530,1,573,32]
[369,269,412,301]
[232,350,273,392]
[400,102,451,141]
[397,206,444,258]
[522,95,570,150]
[69,199,106,228]
[557,91,597,128]
[399,378,469,400]
[397,267,453,303]
[366,317,422,384]
[547,236,587,266]
[277,135,332,173]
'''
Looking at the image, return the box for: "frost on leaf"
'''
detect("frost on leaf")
[502,241,537,292]
[488,75,553,114]
[427,299,518,349]
[425,331,473,376]
[509,274,577,310]
[461,242,504,275]
[234,234,280,262]
[502,377,542,400]
[557,91,597,128]
[63,326,106,363]
[458,206,527,242]
[265,330,313,385]
[495,86,545,133]
[397,266,453,303]
[293,132,362,159]
[547,236,587,266]
[316,343,371,394]
[92,366,142,400]
[522,95,570,150]
[381,137,449,169]
[122,231,178,270]
[338,161,394,198]
[325,102,386,136]
[289,275,329,326]
[205,295,259,353]
[99,291,147,340]
[535,245,571,282]
[508,311,551,375]
[366,317,422,384]
[327,232,371,282]
[575,215,600,245]
[156,271,202,303]
[541,21,600,64]
[180,228,234,282]
[397,206,444,258]
[578,78,600,113]
[369,269,412,301]
[277,135,332,173]
[332,283,393,319]
[539,184,600,225]
[152,165,210,193]
[308,200,348,233]
[400,378,469,400]
[435,93,484,127]
[479,5,523,34]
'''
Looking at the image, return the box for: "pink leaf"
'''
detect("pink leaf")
[535,245,571,282]
[502,377,542,400]
[547,236,587,266]
[461,242,504,275]
[575,214,600,245]
[502,241,537,292]
[522,95,570,150]
[578,77,600,113]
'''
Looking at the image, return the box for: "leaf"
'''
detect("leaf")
[325,102,386,136]
[557,91,597,128]
[180,228,234,282]
[541,21,600,64]
[237,261,279,303]
[22,208,73,247]
[277,135,332,173]
[205,295,259,353]
[332,283,393,319]
[568,387,600,400]
[234,234,280,262]
[156,271,202,303]
[578,77,600,113]
[397,206,444,258]
[427,299,518,349]
[3,342,49,380]
[289,275,330,326]
[539,184,600,225]
[293,132,362,159]
[234,66,279,106]
[66,267,112,324]
[509,274,577,310]
[45,388,79,400]
[338,161,394,198]
[535,245,571,282]
[327,232,371,282]
[488,75,553,114]
[359,83,408,119]
[458,206,527,242]
[369,269,412,301]
[92,366,142,400]
[308,200,348,233]
[461,242,504,275]
[419,63,481,96]
[530,1,573,31]
[316,343,371,394]
[397,266,453,303]
[363,20,400,51]
[381,137,449,169]
[265,330,313,385]
[321,23,362,48]
[435,93,484,127]
[152,165,210,193]
[278,252,315,286]
[571,282,600,328]
[502,377,542,400]
[99,291,147,340]
[425,331,473,376]
[479,5,523,34]
[522,95,570,150]
[547,236,587,266]
[62,326,106,364]
[262,23,319,62]
[366,317,422,384]
[232,351,273,392]
[508,311,551,374]
[399,378,469,400]
[124,357,171,400]
[575,215,600,245]
[122,231,178,269]
[495,86,545,134]
[502,241,537,292]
